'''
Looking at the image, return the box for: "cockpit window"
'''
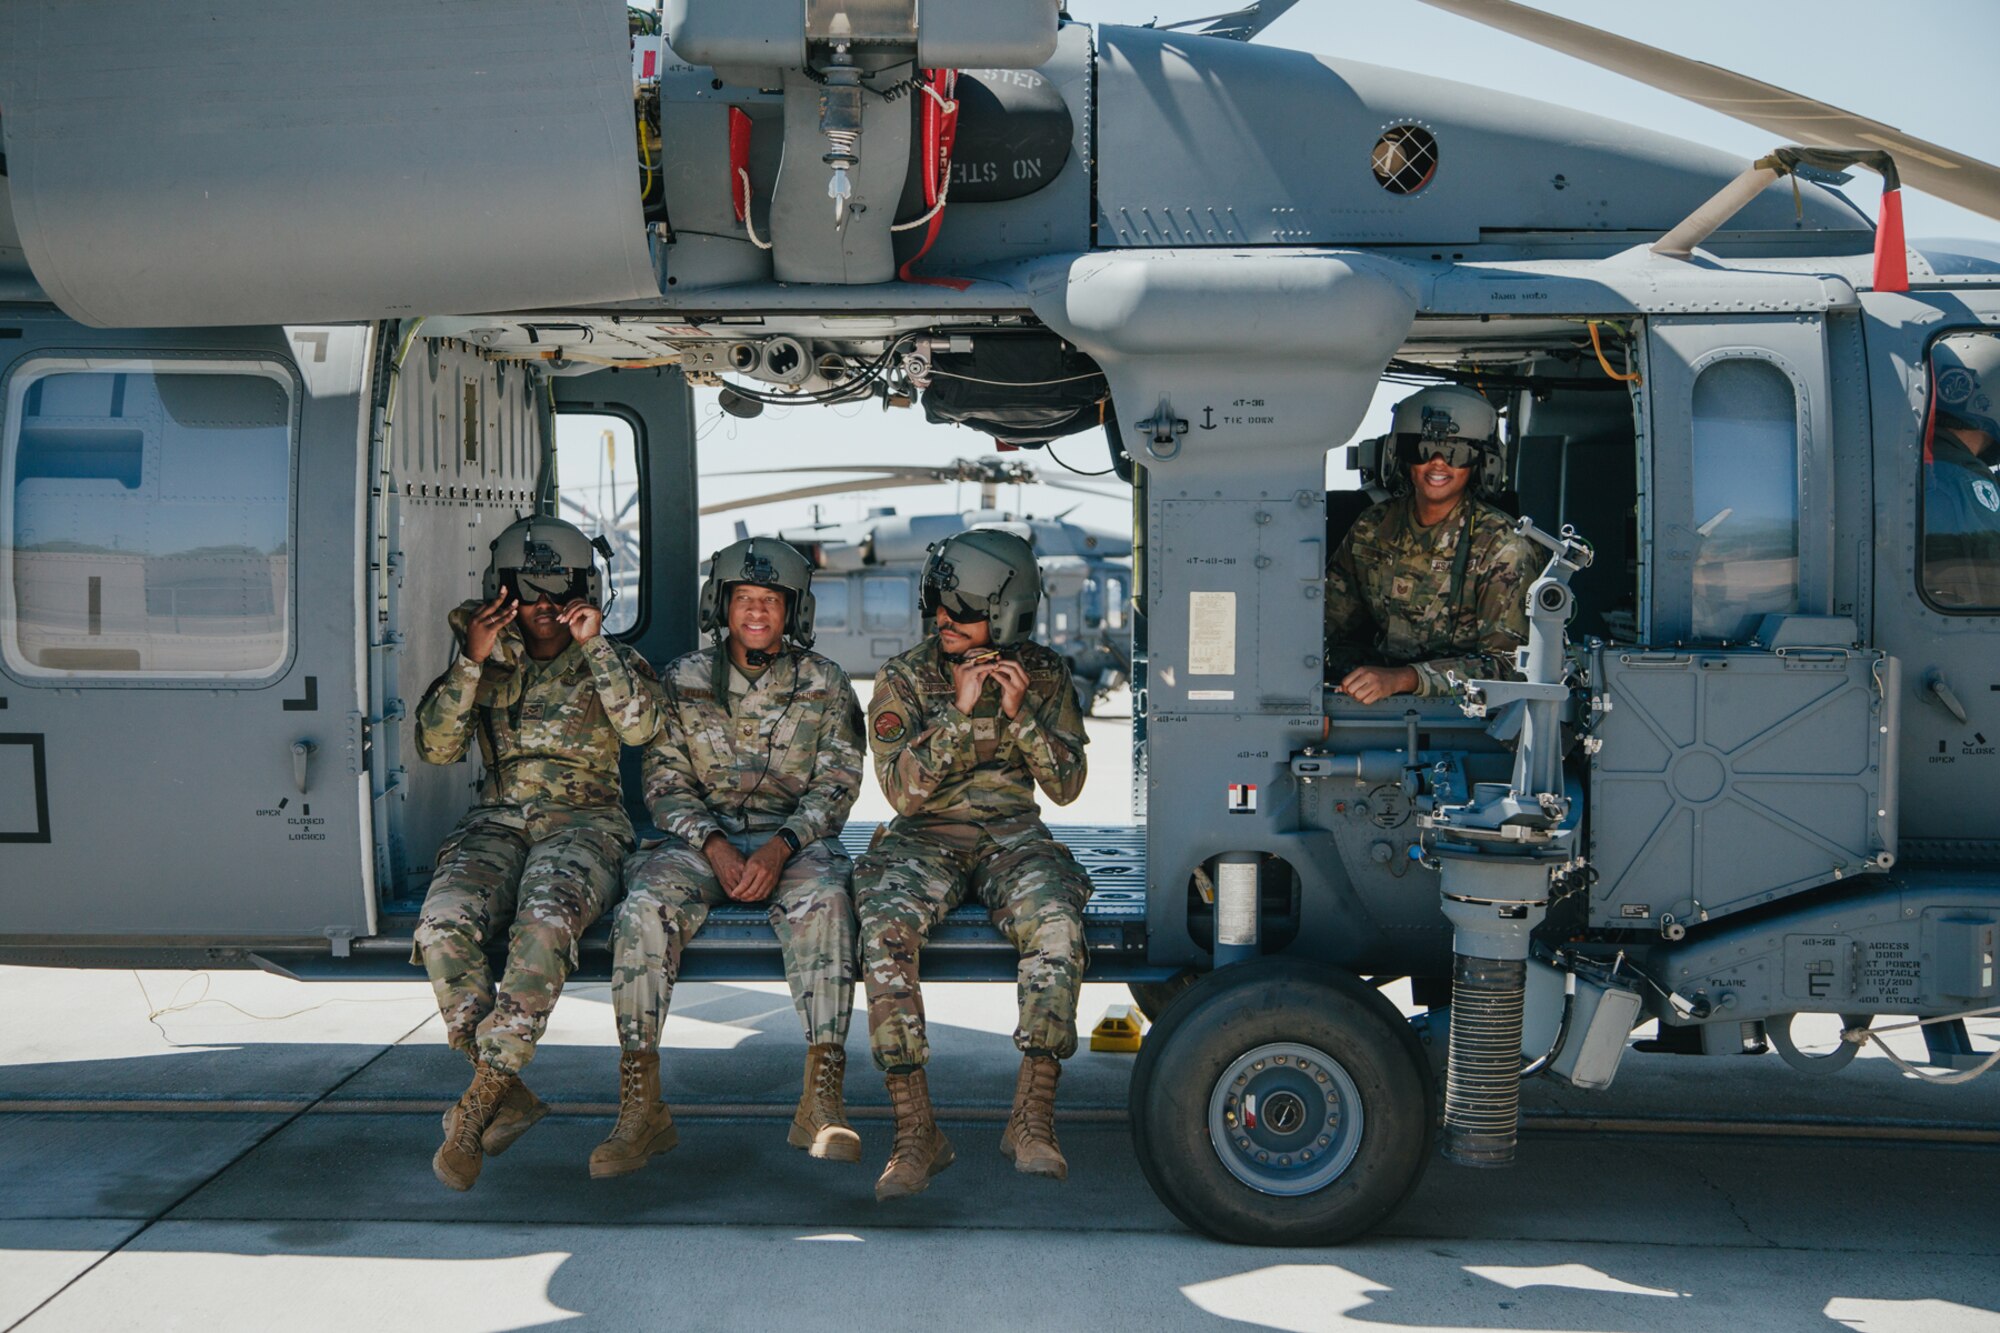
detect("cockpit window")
[1920,331,2000,612]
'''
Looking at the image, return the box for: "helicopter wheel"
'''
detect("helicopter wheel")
[1129,959,1433,1246]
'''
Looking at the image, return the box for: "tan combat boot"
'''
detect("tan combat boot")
[440,1054,549,1157]
[433,1061,513,1191]
[788,1043,862,1162]
[588,1050,679,1180]
[874,1068,954,1201]
[1000,1053,1067,1180]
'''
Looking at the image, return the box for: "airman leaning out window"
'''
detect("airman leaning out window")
[1325,385,1538,704]
[854,528,1092,1201]
[592,538,868,1179]
[410,516,663,1192]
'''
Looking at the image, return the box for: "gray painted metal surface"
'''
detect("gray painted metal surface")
[1585,642,1899,934]
[1092,26,1867,250]
[0,316,372,941]
[1660,875,2000,1025]
[0,0,658,327]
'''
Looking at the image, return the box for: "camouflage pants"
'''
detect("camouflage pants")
[612,832,857,1051]
[412,815,626,1075]
[854,824,1092,1071]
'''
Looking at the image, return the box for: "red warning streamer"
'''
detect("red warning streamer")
[899,69,966,287]
[1873,184,1909,294]
[729,107,754,223]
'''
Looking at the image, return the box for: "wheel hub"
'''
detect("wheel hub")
[1207,1041,1364,1196]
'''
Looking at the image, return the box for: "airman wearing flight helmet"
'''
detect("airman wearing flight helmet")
[1324,385,1538,703]
[853,528,1093,1201]
[410,515,661,1192]
[591,537,867,1180]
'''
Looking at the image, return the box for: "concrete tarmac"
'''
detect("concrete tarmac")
[2,961,1997,1333]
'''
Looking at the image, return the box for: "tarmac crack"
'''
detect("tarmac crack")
[2,1007,442,1333]
[1682,1154,1780,1249]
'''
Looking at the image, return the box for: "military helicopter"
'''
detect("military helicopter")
[4,0,2000,1250]
[697,455,1132,708]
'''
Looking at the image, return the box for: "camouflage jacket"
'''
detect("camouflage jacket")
[643,644,865,850]
[866,635,1087,837]
[413,601,663,840]
[1324,494,1537,698]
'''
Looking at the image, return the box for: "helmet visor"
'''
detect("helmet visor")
[936,594,990,625]
[501,568,588,605]
[1411,438,1482,469]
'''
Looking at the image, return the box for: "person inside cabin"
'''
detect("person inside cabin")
[410,516,662,1192]
[1923,332,2000,610]
[591,537,867,1179]
[1324,385,1538,703]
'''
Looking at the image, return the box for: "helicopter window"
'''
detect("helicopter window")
[814,577,850,630]
[862,575,911,632]
[1105,578,1126,630]
[3,359,294,680]
[554,411,642,636]
[1688,358,1800,641]
[1920,332,2000,611]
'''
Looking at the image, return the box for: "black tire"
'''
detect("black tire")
[1129,958,1433,1246]
[1128,970,1199,1024]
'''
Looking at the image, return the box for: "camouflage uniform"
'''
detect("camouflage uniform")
[411,601,662,1074]
[1324,493,1538,697]
[855,637,1092,1071]
[612,646,865,1051]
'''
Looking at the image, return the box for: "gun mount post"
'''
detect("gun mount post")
[1422,519,1592,1167]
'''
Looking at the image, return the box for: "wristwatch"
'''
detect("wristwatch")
[776,828,802,856]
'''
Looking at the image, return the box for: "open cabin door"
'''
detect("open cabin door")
[0,317,374,950]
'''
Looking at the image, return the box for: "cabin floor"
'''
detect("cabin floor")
[368,822,1154,981]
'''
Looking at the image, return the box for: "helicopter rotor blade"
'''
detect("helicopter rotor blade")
[1033,477,1126,500]
[698,474,946,517]
[1412,0,2000,222]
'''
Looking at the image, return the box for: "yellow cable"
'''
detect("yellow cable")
[1589,320,1642,385]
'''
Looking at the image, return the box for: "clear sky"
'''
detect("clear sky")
[688,0,2000,555]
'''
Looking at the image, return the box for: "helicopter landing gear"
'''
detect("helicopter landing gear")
[1128,959,1433,1246]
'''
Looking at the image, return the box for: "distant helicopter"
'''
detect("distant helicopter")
[698,457,1133,709]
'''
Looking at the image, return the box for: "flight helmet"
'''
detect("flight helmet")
[698,536,817,648]
[920,528,1042,646]
[1932,333,2000,444]
[1386,384,1507,496]
[484,515,602,605]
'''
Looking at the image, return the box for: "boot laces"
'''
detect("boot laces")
[454,1069,506,1153]
[888,1076,930,1156]
[812,1049,846,1121]
[1011,1060,1059,1146]
[612,1056,651,1137]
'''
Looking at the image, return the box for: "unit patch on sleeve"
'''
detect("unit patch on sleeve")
[873,710,907,744]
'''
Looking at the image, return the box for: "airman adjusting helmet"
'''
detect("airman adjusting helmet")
[920,528,1041,646]
[484,515,602,605]
[1387,384,1507,496]
[698,536,817,648]
[1933,333,2000,443]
